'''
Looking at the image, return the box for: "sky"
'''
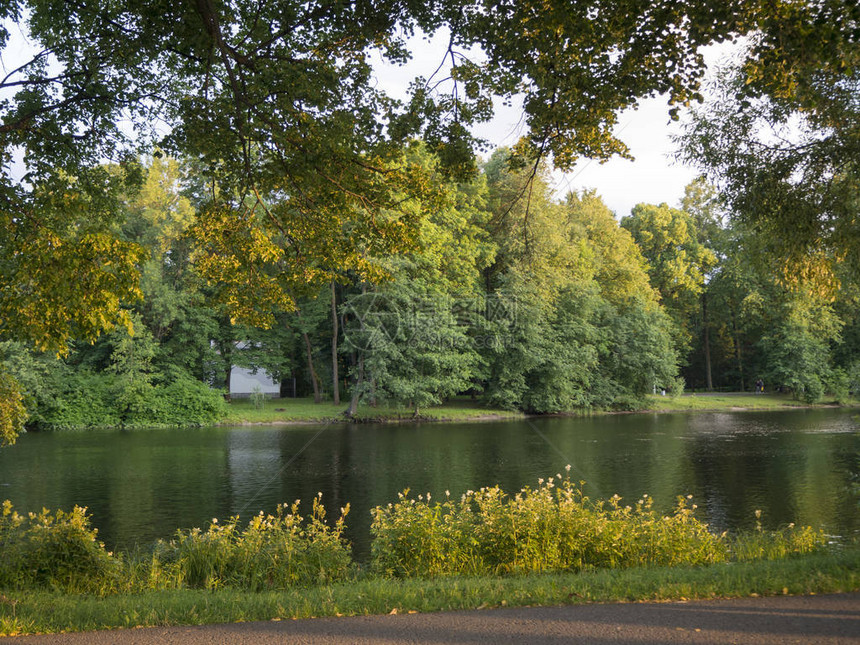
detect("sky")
[373,31,735,218]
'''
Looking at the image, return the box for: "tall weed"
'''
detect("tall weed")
[0,501,120,593]
[158,496,351,590]
[371,473,740,578]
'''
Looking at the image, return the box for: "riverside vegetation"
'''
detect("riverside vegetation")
[3,150,860,444]
[1,473,844,635]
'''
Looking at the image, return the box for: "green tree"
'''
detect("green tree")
[564,191,678,404]
[621,203,716,355]
[677,57,860,278]
[343,145,492,413]
[3,0,853,348]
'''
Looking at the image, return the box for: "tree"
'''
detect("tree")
[564,190,656,308]
[677,55,860,277]
[679,177,728,390]
[563,191,678,403]
[479,159,678,411]
[342,144,491,413]
[3,0,855,347]
[621,203,716,356]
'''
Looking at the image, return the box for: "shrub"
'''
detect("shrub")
[158,497,351,590]
[0,501,120,593]
[370,473,728,578]
[250,385,266,410]
[150,376,227,426]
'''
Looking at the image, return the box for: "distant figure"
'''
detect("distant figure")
[755,379,764,394]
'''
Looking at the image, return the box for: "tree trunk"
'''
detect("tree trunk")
[345,354,364,417]
[731,307,745,391]
[303,331,322,403]
[331,281,340,406]
[702,291,713,391]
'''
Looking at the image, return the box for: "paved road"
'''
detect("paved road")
[11,593,860,644]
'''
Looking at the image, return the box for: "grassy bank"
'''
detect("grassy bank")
[222,396,525,425]
[221,393,857,426]
[641,392,858,413]
[2,549,858,636]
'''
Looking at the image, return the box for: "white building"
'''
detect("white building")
[229,366,280,397]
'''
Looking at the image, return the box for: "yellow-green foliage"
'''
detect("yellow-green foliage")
[371,474,744,578]
[0,501,120,594]
[0,372,27,446]
[729,513,828,562]
[0,483,830,597]
[155,497,351,590]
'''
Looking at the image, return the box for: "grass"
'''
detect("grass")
[641,392,858,413]
[222,396,524,425]
[2,548,858,636]
[221,393,858,426]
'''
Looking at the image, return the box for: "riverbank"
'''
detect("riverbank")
[221,393,858,426]
[640,392,859,413]
[221,397,526,425]
[2,549,858,636]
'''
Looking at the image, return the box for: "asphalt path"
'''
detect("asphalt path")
[10,593,860,644]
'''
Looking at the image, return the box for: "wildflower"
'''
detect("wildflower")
[212,518,218,523]
[445,490,450,497]
[755,509,762,519]
[565,465,571,472]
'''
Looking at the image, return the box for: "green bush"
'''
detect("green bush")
[149,377,227,427]
[41,371,121,429]
[29,372,225,430]
[0,501,120,594]
[0,486,831,596]
[370,474,729,578]
[158,497,351,590]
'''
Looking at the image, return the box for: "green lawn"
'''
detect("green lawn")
[2,549,858,636]
[641,392,857,412]
[222,396,524,425]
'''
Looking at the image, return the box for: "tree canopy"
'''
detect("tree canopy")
[1,1,856,353]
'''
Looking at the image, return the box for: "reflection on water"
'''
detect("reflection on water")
[0,408,857,559]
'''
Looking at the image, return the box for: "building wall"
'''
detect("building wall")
[229,367,280,397]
